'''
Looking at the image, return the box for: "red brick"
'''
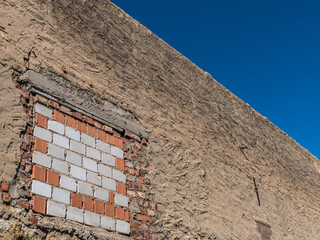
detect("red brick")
[20,142,28,151]
[117,182,126,195]
[83,197,94,211]
[46,170,59,186]
[109,191,114,204]
[32,196,46,214]
[124,130,141,141]
[54,110,64,123]
[94,200,104,214]
[72,111,82,120]
[136,214,152,223]
[115,207,125,220]
[125,210,130,221]
[83,115,93,124]
[112,130,121,137]
[130,221,140,229]
[97,129,106,141]
[87,124,96,137]
[34,138,47,153]
[115,158,125,171]
[141,138,148,146]
[35,95,48,105]
[105,203,115,217]
[29,215,38,225]
[71,193,82,208]
[2,192,10,203]
[76,120,86,133]
[107,135,123,149]
[32,165,46,182]
[48,99,59,109]
[1,182,9,192]
[35,113,47,128]
[93,120,103,129]
[65,115,76,128]
[18,199,30,209]
[60,105,72,114]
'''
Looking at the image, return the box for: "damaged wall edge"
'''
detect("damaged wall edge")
[20,70,148,140]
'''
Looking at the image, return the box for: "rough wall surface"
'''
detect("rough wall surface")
[1,0,320,239]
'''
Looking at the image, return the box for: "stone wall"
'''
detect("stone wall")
[1,0,320,239]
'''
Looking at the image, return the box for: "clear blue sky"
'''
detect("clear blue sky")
[112,0,320,159]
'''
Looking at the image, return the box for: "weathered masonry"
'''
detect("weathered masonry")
[1,0,320,239]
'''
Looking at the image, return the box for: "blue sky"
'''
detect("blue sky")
[112,0,320,159]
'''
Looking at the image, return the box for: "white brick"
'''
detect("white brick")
[102,177,116,191]
[101,153,115,167]
[53,134,69,149]
[115,194,128,208]
[52,187,70,204]
[113,169,126,183]
[67,206,84,223]
[48,120,65,135]
[98,164,112,178]
[70,165,86,181]
[34,126,52,142]
[96,140,111,153]
[86,147,100,161]
[83,157,98,172]
[78,181,93,196]
[101,216,115,231]
[81,133,95,147]
[94,187,109,202]
[66,126,80,141]
[87,171,101,186]
[60,175,77,192]
[52,158,69,174]
[48,144,65,160]
[35,103,52,118]
[111,145,124,159]
[70,140,85,155]
[84,211,100,227]
[47,200,66,218]
[66,151,82,166]
[116,220,130,234]
[32,151,51,168]
[31,180,51,198]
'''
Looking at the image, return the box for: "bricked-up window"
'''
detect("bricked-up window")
[255,220,272,240]
[31,102,130,234]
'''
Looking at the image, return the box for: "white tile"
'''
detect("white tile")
[48,144,65,160]
[35,103,52,118]
[102,177,116,191]
[94,187,109,202]
[111,145,123,159]
[67,206,83,223]
[84,211,100,227]
[52,187,70,204]
[83,157,98,172]
[86,147,100,161]
[87,171,101,186]
[48,120,65,135]
[113,169,126,183]
[115,194,128,208]
[101,153,115,167]
[31,180,51,198]
[66,126,80,141]
[52,158,68,174]
[34,126,52,142]
[101,216,115,231]
[116,220,130,234]
[32,151,51,168]
[60,175,77,192]
[70,165,86,181]
[66,151,82,166]
[96,140,111,153]
[98,163,112,178]
[70,140,85,155]
[53,134,69,149]
[78,181,93,196]
[47,200,66,218]
[81,133,95,147]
